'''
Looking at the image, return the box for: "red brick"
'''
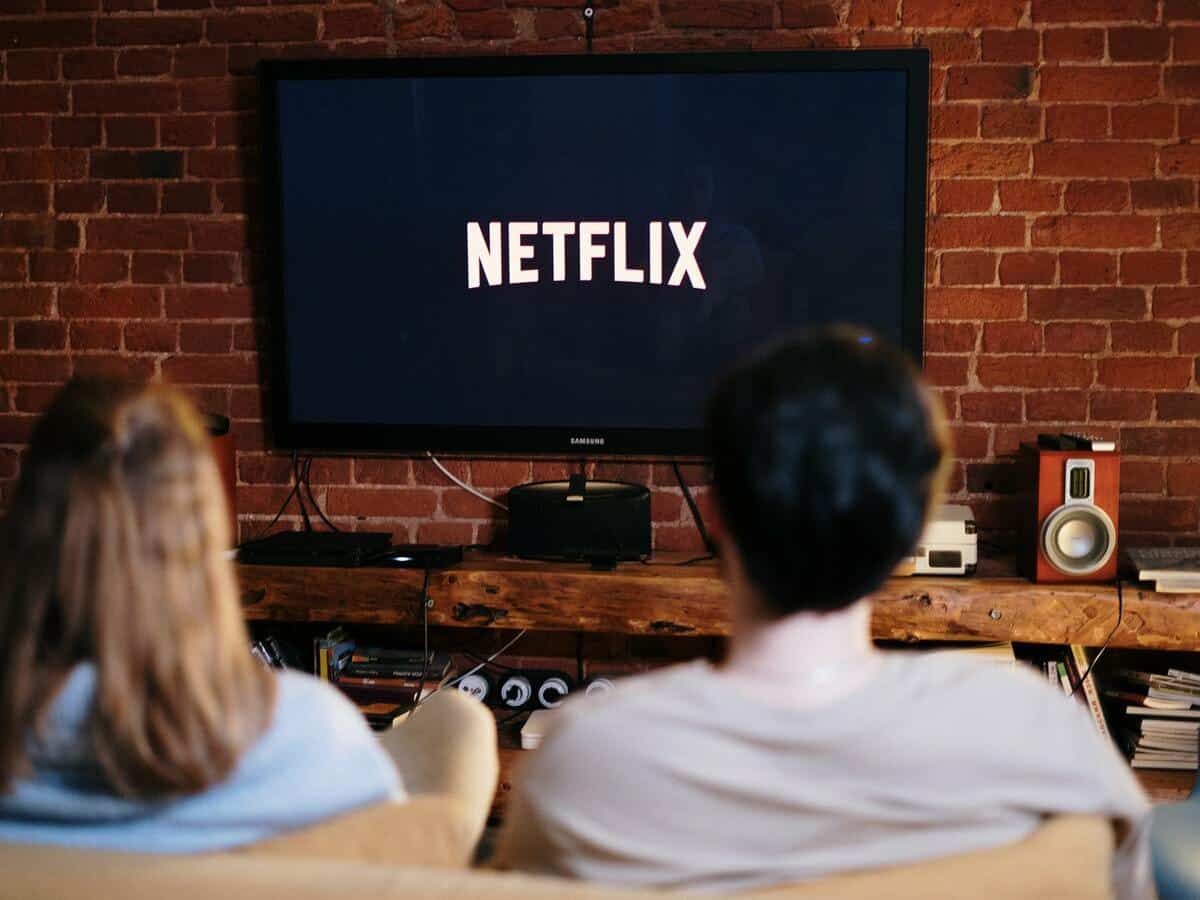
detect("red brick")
[1099,357,1192,389]
[60,286,161,318]
[1163,214,1200,247]
[903,0,1023,26]
[161,115,215,148]
[1033,142,1154,178]
[165,286,253,318]
[0,354,71,382]
[1041,66,1160,101]
[0,287,53,316]
[1131,179,1194,210]
[847,0,896,26]
[1045,105,1108,138]
[131,252,181,284]
[117,48,172,76]
[928,215,1026,248]
[936,180,994,213]
[1111,104,1175,139]
[1091,390,1153,420]
[1026,390,1088,421]
[14,320,67,351]
[51,116,102,148]
[981,29,1038,62]
[57,183,106,216]
[0,117,50,148]
[7,50,59,81]
[1110,27,1171,60]
[1033,0,1156,22]
[88,217,189,250]
[978,355,1094,388]
[1030,287,1145,319]
[1158,391,1200,420]
[73,83,178,115]
[70,320,121,351]
[1155,287,1200,318]
[980,103,1041,138]
[182,253,237,283]
[0,18,94,49]
[97,16,200,45]
[1032,215,1156,248]
[1167,66,1200,98]
[916,33,979,64]
[1177,24,1200,57]
[930,143,1029,178]
[926,287,1024,319]
[180,322,232,354]
[1061,251,1117,284]
[946,66,1033,100]
[323,5,388,39]
[417,521,476,545]
[999,251,1056,284]
[1112,321,1174,352]
[925,355,969,386]
[173,46,227,78]
[0,252,27,281]
[62,49,115,80]
[106,183,158,214]
[28,250,73,282]
[1161,145,1200,178]
[940,251,996,284]
[982,321,1041,353]
[325,487,438,518]
[535,9,582,38]
[931,105,980,139]
[1181,322,1200,352]
[1121,498,1198,531]
[162,353,257,384]
[205,12,319,43]
[1063,180,1129,212]
[124,321,177,352]
[470,460,531,487]
[951,424,992,458]
[1121,460,1163,492]
[1178,105,1200,138]
[1123,427,1200,455]
[660,0,774,28]
[998,180,1061,211]
[1121,251,1183,284]
[1044,322,1108,352]
[76,253,127,285]
[925,322,977,352]
[1168,462,1200,494]
[1043,28,1105,59]
[0,182,49,214]
[190,221,246,251]
[163,182,212,214]
[961,392,1023,423]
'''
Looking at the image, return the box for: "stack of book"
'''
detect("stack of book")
[1126,548,1200,594]
[1106,668,1200,771]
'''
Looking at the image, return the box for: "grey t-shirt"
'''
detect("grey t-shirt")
[497,653,1151,897]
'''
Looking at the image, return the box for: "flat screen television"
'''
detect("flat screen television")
[260,50,929,457]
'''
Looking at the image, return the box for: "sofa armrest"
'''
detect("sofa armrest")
[239,795,478,870]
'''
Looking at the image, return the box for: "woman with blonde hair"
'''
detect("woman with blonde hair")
[0,378,404,851]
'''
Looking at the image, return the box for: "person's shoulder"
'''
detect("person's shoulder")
[266,671,393,760]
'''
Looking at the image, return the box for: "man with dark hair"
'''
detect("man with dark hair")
[496,328,1150,898]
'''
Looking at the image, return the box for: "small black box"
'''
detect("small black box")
[507,478,650,563]
[238,531,392,567]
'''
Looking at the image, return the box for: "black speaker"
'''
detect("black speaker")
[507,476,651,565]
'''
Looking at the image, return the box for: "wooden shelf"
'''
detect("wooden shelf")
[1134,768,1195,804]
[240,552,1200,649]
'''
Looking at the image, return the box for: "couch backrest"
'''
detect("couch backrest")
[0,809,1114,900]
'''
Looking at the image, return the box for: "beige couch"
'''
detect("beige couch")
[0,801,1115,900]
[0,691,1118,899]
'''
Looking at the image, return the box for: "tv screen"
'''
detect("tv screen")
[260,51,929,456]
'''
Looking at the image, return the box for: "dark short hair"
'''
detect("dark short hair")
[705,327,948,617]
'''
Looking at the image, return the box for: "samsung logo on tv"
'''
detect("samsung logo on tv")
[570,437,606,446]
[467,221,707,290]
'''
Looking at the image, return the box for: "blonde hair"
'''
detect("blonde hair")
[0,378,274,798]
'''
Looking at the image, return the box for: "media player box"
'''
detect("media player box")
[507,477,651,563]
[899,504,978,576]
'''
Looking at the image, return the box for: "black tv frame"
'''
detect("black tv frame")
[259,49,930,457]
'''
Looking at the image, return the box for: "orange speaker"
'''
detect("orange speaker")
[1018,443,1119,584]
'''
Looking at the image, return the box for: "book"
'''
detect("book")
[1126,548,1200,580]
[341,655,452,681]
[337,675,423,690]
[1069,645,1111,740]
[1126,706,1200,719]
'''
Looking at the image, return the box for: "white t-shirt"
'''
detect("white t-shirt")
[496,653,1151,898]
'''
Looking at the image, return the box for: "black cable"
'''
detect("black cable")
[583,2,594,52]
[244,470,303,545]
[399,564,434,715]
[1070,578,1124,698]
[292,452,312,532]
[301,456,340,532]
[673,460,715,556]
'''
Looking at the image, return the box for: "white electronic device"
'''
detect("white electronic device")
[901,503,978,576]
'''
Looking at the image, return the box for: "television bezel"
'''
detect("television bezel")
[259,49,930,457]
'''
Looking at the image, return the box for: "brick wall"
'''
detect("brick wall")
[2,0,1199,551]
